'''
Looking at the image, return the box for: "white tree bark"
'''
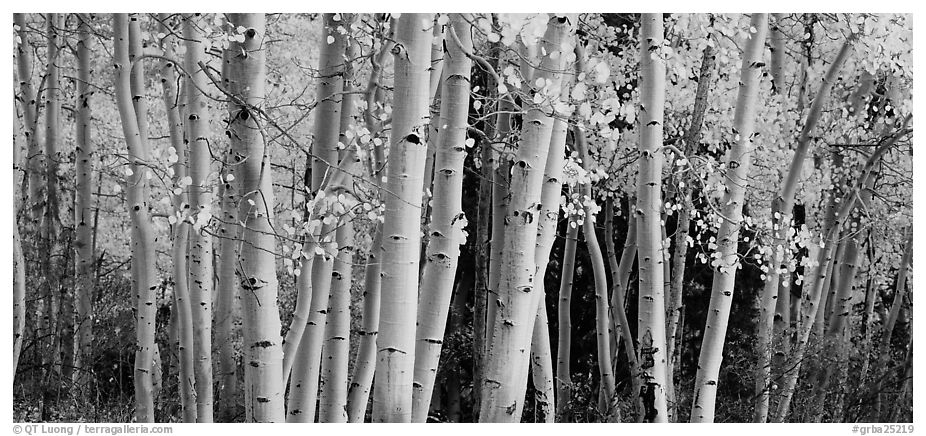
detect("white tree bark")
[690,13,768,423]
[373,12,433,423]
[411,13,472,423]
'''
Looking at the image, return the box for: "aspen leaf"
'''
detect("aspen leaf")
[327,35,335,44]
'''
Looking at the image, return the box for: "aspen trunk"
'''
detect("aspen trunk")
[555,217,579,422]
[754,34,855,424]
[575,126,618,422]
[666,44,715,421]
[528,301,555,423]
[287,152,360,422]
[635,14,670,423]
[690,14,768,423]
[483,99,511,364]
[319,50,358,421]
[14,214,26,375]
[44,12,66,380]
[215,42,240,422]
[14,13,44,224]
[74,13,95,383]
[286,231,335,423]
[411,13,472,423]
[318,220,352,423]
[182,14,215,422]
[113,13,158,423]
[346,223,383,422]
[604,198,643,421]
[480,16,571,423]
[225,14,286,422]
[372,13,433,423]
[871,226,912,421]
[157,14,196,421]
[309,13,347,190]
[772,117,908,422]
[769,13,786,94]
[524,38,573,422]
[13,87,26,374]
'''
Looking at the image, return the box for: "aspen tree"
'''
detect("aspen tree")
[14,13,44,223]
[772,116,909,422]
[754,34,855,423]
[215,41,240,422]
[310,13,347,190]
[635,13,670,423]
[74,13,95,381]
[690,13,768,423]
[373,12,433,423]
[525,39,575,424]
[555,216,579,421]
[319,28,358,421]
[807,176,874,422]
[604,198,643,422]
[157,13,197,422]
[13,79,26,374]
[44,12,66,379]
[225,13,286,422]
[113,13,159,423]
[870,226,912,421]
[410,13,472,422]
[483,93,511,365]
[346,19,394,420]
[182,14,215,422]
[480,15,571,423]
[287,162,359,422]
[346,224,382,422]
[666,45,715,419]
[575,125,618,421]
[14,216,26,375]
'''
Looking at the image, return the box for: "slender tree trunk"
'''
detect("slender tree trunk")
[524,38,573,423]
[690,14,768,423]
[372,13,433,423]
[215,41,240,422]
[346,223,382,422]
[318,220,353,423]
[555,216,579,422]
[13,88,26,375]
[772,117,908,422]
[871,226,912,421]
[309,13,347,190]
[182,14,215,422]
[635,14,670,423]
[73,13,95,384]
[575,126,618,422]
[44,12,66,382]
[319,40,358,421]
[666,44,715,421]
[604,198,643,422]
[528,301,555,423]
[113,13,158,423]
[755,34,856,424]
[14,13,44,224]
[225,13,286,422]
[157,14,196,421]
[857,242,878,385]
[769,13,786,95]
[480,16,571,423]
[411,13,472,422]
[483,99,511,368]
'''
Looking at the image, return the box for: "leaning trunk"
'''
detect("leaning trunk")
[411,13,472,423]
[690,14,768,423]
